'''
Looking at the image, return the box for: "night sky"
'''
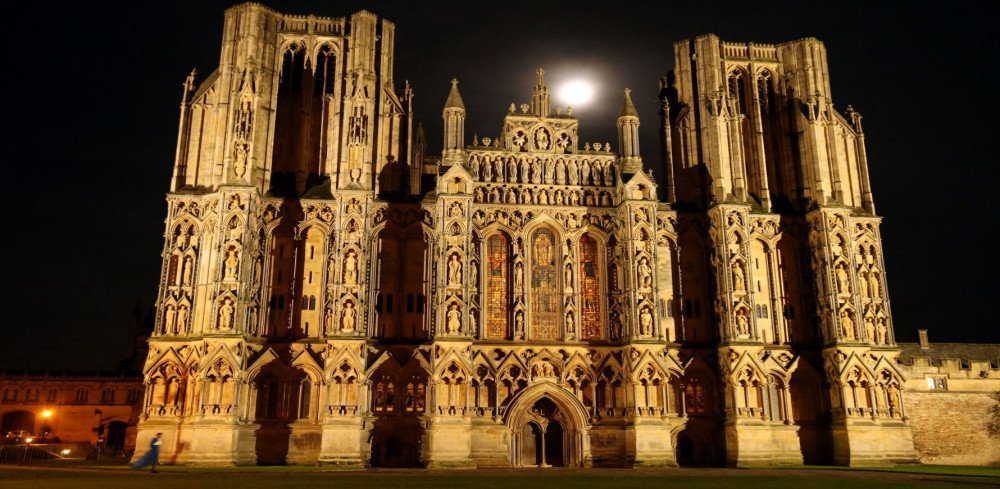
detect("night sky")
[2,1,996,370]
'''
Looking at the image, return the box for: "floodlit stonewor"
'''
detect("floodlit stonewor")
[131,3,999,468]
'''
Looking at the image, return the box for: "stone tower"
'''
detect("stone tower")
[660,34,917,466]
[137,3,418,465]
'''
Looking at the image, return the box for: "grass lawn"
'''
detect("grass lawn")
[792,464,1000,477]
[0,466,997,489]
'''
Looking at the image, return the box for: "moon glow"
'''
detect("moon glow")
[559,80,594,105]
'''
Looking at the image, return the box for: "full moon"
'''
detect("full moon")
[560,81,594,105]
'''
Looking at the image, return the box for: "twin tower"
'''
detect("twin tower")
[138,2,916,468]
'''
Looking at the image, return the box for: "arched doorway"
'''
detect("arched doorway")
[515,398,568,467]
[675,427,718,467]
[1,410,35,435]
[370,420,424,468]
[676,435,695,467]
[106,421,128,449]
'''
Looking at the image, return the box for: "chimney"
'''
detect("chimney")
[918,329,930,349]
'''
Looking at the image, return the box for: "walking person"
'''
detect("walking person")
[130,432,163,473]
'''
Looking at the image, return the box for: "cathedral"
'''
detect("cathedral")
[135,3,922,467]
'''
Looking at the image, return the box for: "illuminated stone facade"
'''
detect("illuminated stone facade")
[134,3,927,467]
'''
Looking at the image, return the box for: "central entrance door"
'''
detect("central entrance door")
[518,397,566,467]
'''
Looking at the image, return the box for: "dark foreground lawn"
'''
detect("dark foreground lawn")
[0,466,997,489]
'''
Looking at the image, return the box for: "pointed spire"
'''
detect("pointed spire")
[531,68,551,117]
[618,88,639,118]
[445,78,465,110]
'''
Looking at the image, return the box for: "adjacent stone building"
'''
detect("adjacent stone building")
[131,2,997,468]
[0,370,143,448]
[897,332,1000,466]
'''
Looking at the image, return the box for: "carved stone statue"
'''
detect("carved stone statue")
[735,309,749,336]
[470,263,478,288]
[840,311,855,340]
[542,362,554,377]
[325,307,333,333]
[341,301,356,332]
[888,387,902,416]
[865,317,876,343]
[446,303,461,334]
[859,273,869,299]
[219,298,234,330]
[876,318,887,344]
[448,253,462,286]
[640,306,653,336]
[564,264,573,292]
[177,305,188,333]
[515,311,524,339]
[493,158,504,182]
[732,261,746,291]
[836,264,850,294]
[165,305,177,334]
[223,249,239,280]
[565,311,575,339]
[233,141,248,178]
[181,256,193,285]
[638,258,653,288]
[536,128,549,150]
[514,263,524,290]
[344,250,358,285]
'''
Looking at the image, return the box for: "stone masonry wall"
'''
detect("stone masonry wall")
[906,391,1000,465]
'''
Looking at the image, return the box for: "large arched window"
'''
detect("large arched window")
[485,233,511,338]
[579,234,602,340]
[529,228,560,339]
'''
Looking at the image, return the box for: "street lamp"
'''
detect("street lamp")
[40,409,54,438]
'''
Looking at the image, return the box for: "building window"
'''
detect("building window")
[486,233,510,338]
[926,377,947,390]
[100,388,116,403]
[127,389,143,403]
[579,234,602,340]
[529,228,559,339]
[47,389,59,402]
[75,388,89,403]
[2,388,16,402]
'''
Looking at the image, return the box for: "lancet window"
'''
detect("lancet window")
[486,233,511,338]
[529,228,559,339]
[579,234,602,340]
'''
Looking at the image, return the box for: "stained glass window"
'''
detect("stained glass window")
[530,228,559,339]
[580,235,601,340]
[486,234,509,338]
